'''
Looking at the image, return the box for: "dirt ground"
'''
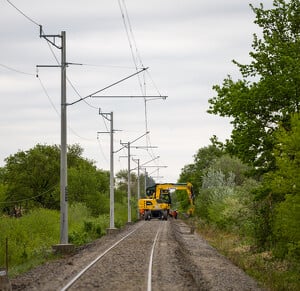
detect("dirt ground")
[10,219,263,290]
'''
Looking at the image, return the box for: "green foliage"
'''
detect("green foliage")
[173,190,190,213]
[268,113,300,199]
[273,194,300,260]
[208,0,300,173]
[67,159,110,216]
[115,169,154,200]
[253,114,300,254]
[0,203,124,275]
[0,183,8,213]
[0,208,60,271]
[3,144,61,209]
[199,222,300,291]
[1,143,110,216]
[68,203,108,245]
[271,114,300,259]
[196,155,257,236]
[114,201,131,227]
[179,144,224,195]
[182,2,300,288]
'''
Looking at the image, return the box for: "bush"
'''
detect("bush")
[273,194,300,260]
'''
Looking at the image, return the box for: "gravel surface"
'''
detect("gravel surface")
[10,219,263,290]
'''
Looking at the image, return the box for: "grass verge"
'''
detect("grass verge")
[194,221,300,291]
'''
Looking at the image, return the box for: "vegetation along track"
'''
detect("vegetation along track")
[11,219,262,291]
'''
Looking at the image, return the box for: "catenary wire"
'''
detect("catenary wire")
[6,0,161,178]
[6,0,40,27]
[0,63,35,76]
[118,1,161,169]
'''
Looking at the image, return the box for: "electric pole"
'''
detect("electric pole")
[38,28,69,246]
[118,132,149,223]
[127,142,131,223]
[60,31,68,244]
[98,111,116,230]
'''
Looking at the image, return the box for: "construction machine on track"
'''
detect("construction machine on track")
[138,182,194,220]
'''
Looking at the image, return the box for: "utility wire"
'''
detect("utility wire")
[80,63,139,69]
[122,0,144,68]
[6,0,163,176]
[6,0,111,170]
[118,0,166,166]
[0,66,98,144]
[6,0,40,27]
[118,0,144,94]
[37,75,60,116]
[0,63,35,76]
[97,137,109,165]
[0,184,57,205]
[38,75,95,141]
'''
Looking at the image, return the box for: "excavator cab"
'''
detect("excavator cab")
[157,189,171,204]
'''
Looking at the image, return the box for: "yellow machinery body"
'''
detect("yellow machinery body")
[138,182,194,220]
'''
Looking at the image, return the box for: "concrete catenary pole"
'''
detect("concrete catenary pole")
[127,142,131,223]
[109,112,115,229]
[136,159,140,218]
[60,31,68,244]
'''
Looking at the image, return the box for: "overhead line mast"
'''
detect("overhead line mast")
[38,26,69,246]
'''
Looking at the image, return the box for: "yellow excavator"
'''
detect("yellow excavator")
[138,182,195,220]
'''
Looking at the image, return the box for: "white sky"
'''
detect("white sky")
[0,0,273,182]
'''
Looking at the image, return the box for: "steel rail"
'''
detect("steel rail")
[147,223,162,291]
[60,222,145,291]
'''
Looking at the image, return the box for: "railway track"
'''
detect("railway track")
[11,219,263,291]
[61,223,147,290]
[61,220,191,291]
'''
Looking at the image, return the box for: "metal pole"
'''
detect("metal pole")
[5,237,8,273]
[60,31,68,244]
[145,170,147,193]
[137,159,140,218]
[109,112,115,229]
[127,142,131,223]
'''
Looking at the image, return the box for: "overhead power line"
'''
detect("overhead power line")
[0,63,35,76]
[0,184,57,205]
[6,0,40,27]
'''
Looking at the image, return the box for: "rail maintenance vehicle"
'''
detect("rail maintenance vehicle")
[138,182,194,220]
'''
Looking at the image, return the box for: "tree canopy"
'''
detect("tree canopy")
[2,144,110,214]
[208,0,300,173]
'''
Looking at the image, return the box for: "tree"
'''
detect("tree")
[268,113,300,200]
[115,170,137,195]
[251,113,300,250]
[4,144,61,209]
[2,144,110,212]
[198,155,256,231]
[178,144,224,194]
[115,169,155,198]
[0,168,7,212]
[208,0,300,174]
[266,113,300,257]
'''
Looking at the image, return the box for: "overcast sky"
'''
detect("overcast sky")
[0,0,273,182]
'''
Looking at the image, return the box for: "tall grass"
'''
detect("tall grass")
[0,208,60,275]
[0,202,131,277]
[193,218,300,291]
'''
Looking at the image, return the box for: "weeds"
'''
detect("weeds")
[0,202,130,277]
[195,220,300,291]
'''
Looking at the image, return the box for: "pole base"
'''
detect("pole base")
[52,244,75,255]
[106,228,118,235]
[0,269,12,291]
